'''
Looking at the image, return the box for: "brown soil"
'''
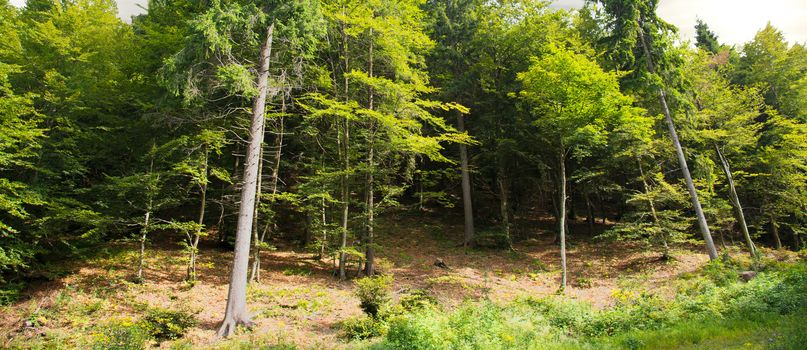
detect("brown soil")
[0,214,741,349]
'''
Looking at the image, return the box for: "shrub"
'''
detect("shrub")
[355,275,393,318]
[91,319,150,350]
[340,316,387,340]
[140,307,197,341]
[398,290,437,313]
[0,282,23,306]
[701,258,740,286]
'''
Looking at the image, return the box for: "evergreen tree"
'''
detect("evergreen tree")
[594,0,719,260]
[695,19,720,54]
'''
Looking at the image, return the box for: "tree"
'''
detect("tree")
[173,130,230,283]
[0,0,44,275]
[595,0,719,260]
[735,23,806,121]
[695,19,720,54]
[518,44,646,290]
[305,0,470,279]
[425,0,483,247]
[682,51,765,256]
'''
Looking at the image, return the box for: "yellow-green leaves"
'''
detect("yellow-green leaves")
[518,44,642,153]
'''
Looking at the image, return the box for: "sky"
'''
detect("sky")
[8,0,807,46]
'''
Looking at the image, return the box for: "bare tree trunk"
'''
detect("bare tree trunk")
[320,196,327,259]
[252,96,286,281]
[637,157,669,257]
[558,148,568,291]
[770,214,782,249]
[638,26,717,260]
[137,156,155,282]
[715,145,756,257]
[189,145,208,283]
[458,113,475,247]
[584,192,595,235]
[137,211,150,281]
[217,23,273,338]
[364,30,376,276]
[249,144,265,283]
[497,166,513,250]
[365,139,375,275]
[338,17,350,280]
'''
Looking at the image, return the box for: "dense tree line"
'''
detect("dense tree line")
[0,0,804,336]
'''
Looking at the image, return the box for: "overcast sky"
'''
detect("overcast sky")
[9,0,807,46]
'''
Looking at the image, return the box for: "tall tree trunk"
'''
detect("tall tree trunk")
[137,211,150,281]
[458,113,475,247]
[189,145,208,283]
[638,26,718,260]
[249,144,265,283]
[252,101,286,282]
[585,192,595,236]
[364,29,376,276]
[365,138,375,275]
[558,148,568,291]
[714,145,756,257]
[217,23,273,338]
[637,157,669,257]
[497,166,513,250]
[137,156,155,282]
[770,214,782,249]
[319,195,327,260]
[338,17,351,280]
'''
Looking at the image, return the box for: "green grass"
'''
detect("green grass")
[366,261,807,350]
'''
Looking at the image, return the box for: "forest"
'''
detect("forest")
[0,0,806,348]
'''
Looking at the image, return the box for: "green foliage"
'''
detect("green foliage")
[380,262,807,349]
[355,275,393,318]
[340,315,388,340]
[0,282,24,305]
[694,19,720,54]
[140,307,197,341]
[91,319,150,350]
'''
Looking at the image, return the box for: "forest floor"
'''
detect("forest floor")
[0,212,794,349]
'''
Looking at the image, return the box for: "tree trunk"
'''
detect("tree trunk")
[365,139,375,275]
[458,113,475,247]
[770,214,782,249]
[253,101,286,281]
[217,23,273,338]
[558,148,567,291]
[714,145,756,257]
[137,211,150,281]
[249,143,265,283]
[637,157,669,257]
[189,145,208,283]
[497,166,513,250]
[637,25,717,260]
[364,29,376,276]
[585,192,595,236]
[338,16,351,280]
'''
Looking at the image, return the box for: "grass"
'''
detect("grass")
[370,261,807,350]
[3,216,803,350]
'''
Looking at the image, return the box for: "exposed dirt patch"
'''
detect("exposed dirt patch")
[1,214,731,348]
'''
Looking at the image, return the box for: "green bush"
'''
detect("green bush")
[140,307,197,341]
[91,319,150,350]
[701,258,741,286]
[355,275,393,318]
[379,262,807,349]
[340,316,387,340]
[398,290,437,313]
[0,282,23,306]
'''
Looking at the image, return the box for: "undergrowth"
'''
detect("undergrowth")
[373,261,807,349]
